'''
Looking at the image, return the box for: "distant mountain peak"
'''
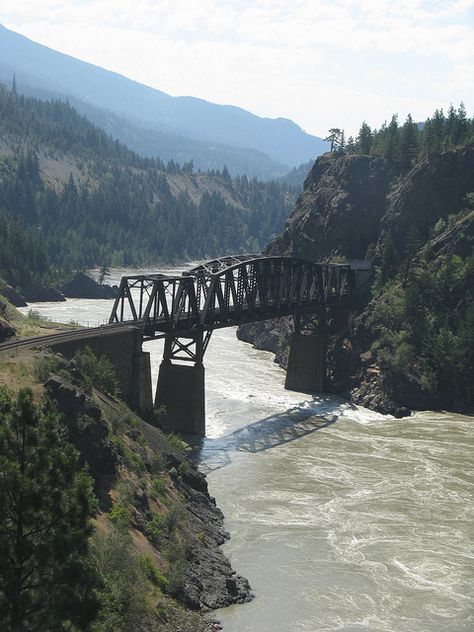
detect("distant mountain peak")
[0,23,328,171]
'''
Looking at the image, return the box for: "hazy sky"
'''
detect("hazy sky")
[2,0,473,137]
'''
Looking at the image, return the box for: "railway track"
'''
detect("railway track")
[0,322,138,354]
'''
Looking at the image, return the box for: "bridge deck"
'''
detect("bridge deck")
[110,255,354,340]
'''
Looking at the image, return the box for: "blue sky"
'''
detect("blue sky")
[1,0,473,137]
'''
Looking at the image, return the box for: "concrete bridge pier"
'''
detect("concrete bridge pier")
[284,310,327,393]
[154,332,206,435]
[284,333,327,393]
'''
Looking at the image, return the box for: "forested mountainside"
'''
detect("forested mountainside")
[15,80,289,180]
[0,23,328,171]
[276,159,314,189]
[240,107,474,415]
[0,85,296,293]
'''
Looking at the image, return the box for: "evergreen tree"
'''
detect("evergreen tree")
[356,122,373,155]
[384,114,400,165]
[399,114,418,171]
[0,388,100,631]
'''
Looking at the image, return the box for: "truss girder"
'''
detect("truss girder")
[109,256,354,340]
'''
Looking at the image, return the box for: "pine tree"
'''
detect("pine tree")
[0,388,100,631]
[384,114,400,165]
[356,122,373,155]
[399,114,418,171]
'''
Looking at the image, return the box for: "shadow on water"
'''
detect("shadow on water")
[187,395,354,474]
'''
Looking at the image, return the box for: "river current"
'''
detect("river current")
[20,268,474,632]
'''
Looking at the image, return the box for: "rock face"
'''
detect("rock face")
[0,299,16,342]
[22,286,66,302]
[266,153,392,260]
[62,272,118,299]
[379,144,474,259]
[45,375,118,489]
[178,476,253,610]
[239,144,474,416]
[1,283,27,307]
[45,371,252,610]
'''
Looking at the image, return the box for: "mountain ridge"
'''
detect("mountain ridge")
[0,84,296,294]
[0,22,328,172]
[7,79,289,180]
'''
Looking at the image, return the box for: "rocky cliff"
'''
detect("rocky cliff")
[266,153,392,261]
[240,145,474,416]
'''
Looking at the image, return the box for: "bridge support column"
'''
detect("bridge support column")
[285,333,326,393]
[132,350,153,418]
[154,331,209,436]
[155,362,205,435]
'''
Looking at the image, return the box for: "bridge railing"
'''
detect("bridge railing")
[109,256,354,338]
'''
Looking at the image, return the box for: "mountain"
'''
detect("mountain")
[238,112,474,416]
[276,159,314,189]
[14,81,289,181]
[0,23,328,174]
[0,84,297,295]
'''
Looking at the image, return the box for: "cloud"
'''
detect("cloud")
[2,0,473,136]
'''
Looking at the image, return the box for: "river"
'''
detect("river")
[20,269,474,632]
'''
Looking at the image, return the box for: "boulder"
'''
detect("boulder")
[62,272,118,299]
[22,286,66,302]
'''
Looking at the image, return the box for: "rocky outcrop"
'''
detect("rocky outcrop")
[177,474,252,610]
[237,317,292,368]
[45,375,118,499]
[22,285,66,302]
[0,299,16,342]
[62,272,118,299]
[1,283,27,307]
[239,145,474,416]
[45,371,252,610]
[378,144,474,259]
[266,153,392,260]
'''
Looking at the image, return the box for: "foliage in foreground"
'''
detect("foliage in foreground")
[0,388,99,631]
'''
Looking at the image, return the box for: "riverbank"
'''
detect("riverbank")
[7,282,474,632]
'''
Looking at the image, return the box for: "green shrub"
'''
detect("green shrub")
[177,461,189,477]
[109,503,129,528]
[145,510,168,541]
[149,452,166,473]
[139,554,169,590]
[151,477,167,498]
[164,538,189,594]
[145,504,184,543]
[33,354,61,382]
[74,346,119,396]
[91,530,149,631]
[27,309,44,321]
[167,432,186,454]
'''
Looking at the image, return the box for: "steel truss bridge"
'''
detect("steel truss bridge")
[109,255,354,365]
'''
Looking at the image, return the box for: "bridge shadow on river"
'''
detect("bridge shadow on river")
[188,396,356,474]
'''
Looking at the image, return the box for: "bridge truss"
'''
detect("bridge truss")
[109,255,354,364]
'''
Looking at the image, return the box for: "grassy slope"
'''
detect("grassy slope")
[0,342,224,630]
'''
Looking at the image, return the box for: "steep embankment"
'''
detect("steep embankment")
[239,145,474,416]
[0,344,252,629]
